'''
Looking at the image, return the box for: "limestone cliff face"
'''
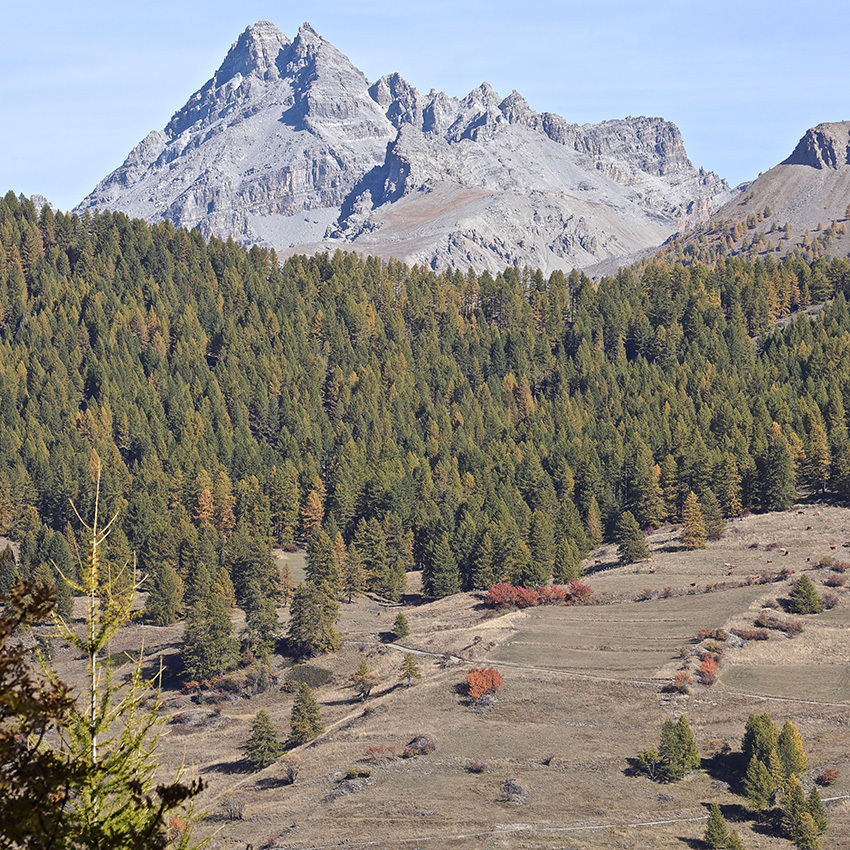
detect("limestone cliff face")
[78,21,731,273]
[782,121,850,169]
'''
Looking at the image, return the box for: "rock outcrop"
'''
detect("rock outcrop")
[78,21,731,273]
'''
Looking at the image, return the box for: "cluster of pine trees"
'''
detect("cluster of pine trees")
[2,191,850,618]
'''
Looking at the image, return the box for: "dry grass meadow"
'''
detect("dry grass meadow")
[48,504,850,849]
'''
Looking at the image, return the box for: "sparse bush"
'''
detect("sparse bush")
[498,777,526,804]
[221,793,247,821]
[465,759,487,773]
[401,735,435,758]
[364,745,396,765]
[279,754,301,785]
[567,580,594,604]
[755,613,803,635]
[830,561,849,573]
[815,768,839,786]
[465,667,504,701]
[697,627,729,642]
[823,574,846,587]
[821,592,839,609]
[731,627,770,641]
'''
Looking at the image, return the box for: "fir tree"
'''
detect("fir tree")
[146,562,185,626]
[422,532,460,598]
[700,488,725,539]
[616,510,649,565]
[392,611,410,639]
[795,813,820,850]
[782,774,809,841]
[763,427,796,511]
[806,786,827,835]
[658,715,699,781]
[787,575,821,614]
[585,496,603,548]
[744,757,774,813]
[245,710,284,770]
[286,582,340,656]
[341,543,366,603]
[288,682,325,746]
[703,803,729,849]
[399,652,421,687]
[742,713,779,766]
[553,538,582,583]
[681,491,706,549]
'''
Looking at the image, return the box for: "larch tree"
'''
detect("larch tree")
[680,491,706,549]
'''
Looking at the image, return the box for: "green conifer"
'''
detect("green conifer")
[743,757,774,813]
[782,774,808,839]
[245,710,284,770]
[616,511,649,565]
[681,491,707,549]
[806,786,827,835]
[703,803,729,849]
[787,575,822,615]
[288,682,325,746]
[392,611,410,639]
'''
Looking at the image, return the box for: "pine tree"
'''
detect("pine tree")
[778,720,808,777]
[244,710,284,770]
[681,491,706,549]
[658,715,699,781]
[585,496,603,548]
[182,590,238,681]
[553,538,582,583]
[744,757,774,813]
[763,427,796,511]
[782,774,809,841]
[795,813,820,850]
[392,611,410,639]
[787,574,822,614]
[305,528,341,596]
[727,830,746,850]
[700,488,725,539]
[422,531,460,598]
[146,562,185,625]
[288,682,325,746]
[341,543,366,602]
[703,803,729,849]
[806,786,827,835]
[399,652,421,687]
[742,713,779,766]
[616,510,649,565]
[286,582,340,656]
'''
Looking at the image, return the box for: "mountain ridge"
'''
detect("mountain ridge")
[77,20,731,272]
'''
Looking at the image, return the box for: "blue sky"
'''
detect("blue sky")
[2,1,849,212]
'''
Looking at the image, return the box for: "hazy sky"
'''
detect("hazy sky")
[3,1,849,212]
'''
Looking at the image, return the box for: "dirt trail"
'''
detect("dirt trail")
[382,641,850,708]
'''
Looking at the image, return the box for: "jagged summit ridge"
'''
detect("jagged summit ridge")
[77,21,731,273]
[782,121,850,169]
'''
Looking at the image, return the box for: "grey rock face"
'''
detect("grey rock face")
[77,21,731,273]
[782,121,850,169]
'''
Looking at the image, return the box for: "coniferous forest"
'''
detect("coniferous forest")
[2,189,850,625]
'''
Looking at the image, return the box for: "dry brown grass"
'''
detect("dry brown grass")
[46,505,850,849]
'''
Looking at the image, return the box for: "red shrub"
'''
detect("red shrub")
[755,613,803,635]
[537,584,568,605]
[815,768,839,786]
[567,580,594,604]
[466,667,505,701]
[698,656,719,685]
[670,672,694,693]
[824,574,846,587]
[364,745,396,764]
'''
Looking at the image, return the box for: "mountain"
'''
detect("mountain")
[77,21,731,273]
[664,121,850,264]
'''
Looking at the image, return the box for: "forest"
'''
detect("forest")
[2,189,850,638]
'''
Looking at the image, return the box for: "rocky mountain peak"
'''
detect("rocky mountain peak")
[77,21,732,274]
[782,121,850,169]
[214,21,290,85]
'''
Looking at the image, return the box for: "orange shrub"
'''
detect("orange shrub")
[466,667,505,700]
[698,656,719,685]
